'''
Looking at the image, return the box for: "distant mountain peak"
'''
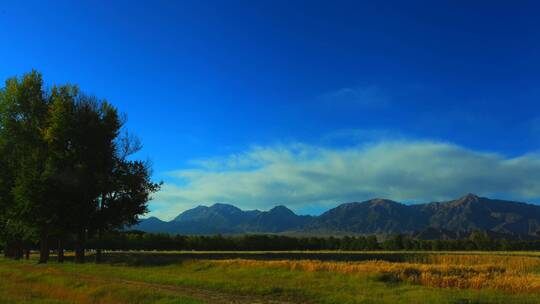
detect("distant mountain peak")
[145,216,164,222]
[193,205,209,210]
[270,205,291,211]
[463,193,480,200]
[208,203,245,216]
[369,198,399,206]
[268,205,295,215]
[210,203,240,209]
[453,193,481,206]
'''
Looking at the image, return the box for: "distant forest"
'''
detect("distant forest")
[5,231,540,254]
[82,231,540,251]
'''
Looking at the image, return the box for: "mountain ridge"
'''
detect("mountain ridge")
[133,194,540,237]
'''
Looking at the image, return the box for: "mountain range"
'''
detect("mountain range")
[133,194,540,238]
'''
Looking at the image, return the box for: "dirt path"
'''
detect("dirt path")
[77,272,294,304]
[10,263,298,304]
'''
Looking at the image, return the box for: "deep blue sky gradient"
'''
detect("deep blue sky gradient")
[2,1,540,216]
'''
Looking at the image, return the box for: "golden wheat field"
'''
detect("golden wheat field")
[215,253,540,293]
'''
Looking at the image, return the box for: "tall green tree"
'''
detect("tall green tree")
[43,85,78,262]
[88,103,161,263]
[0,71,159,263]
[67,98,118,263]
[1,72,53,263]
[0,84,15,256]
[94,157,161,262]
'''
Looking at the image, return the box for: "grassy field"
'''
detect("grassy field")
[1,251,540,303]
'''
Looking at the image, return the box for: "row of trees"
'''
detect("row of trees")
[49,230,540,252]
[0,71,160,263]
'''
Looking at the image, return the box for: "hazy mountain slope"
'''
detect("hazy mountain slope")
[173,203,260,224]
[308,199,428,234]
[133,217,170,233]
[133,194,540,237]
[165,203,261,234]
[244,205,313,232]
[135,203,309,234]
[414,194,540,236]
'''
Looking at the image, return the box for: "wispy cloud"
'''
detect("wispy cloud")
[320,128,405,145]
[149,140,540,220]
[321,85,389,107]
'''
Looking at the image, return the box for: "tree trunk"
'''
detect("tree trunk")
[25,248,30,260]
[75,230,86,264]
[95,229,103,263]
[38,234,49,264]
[13,240,23,260]
[3,241,12,258]
[95,248,102,263]
[57,239,64,263]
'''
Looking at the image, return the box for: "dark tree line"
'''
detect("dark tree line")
[62,230,540,252]
[0,71,160,263]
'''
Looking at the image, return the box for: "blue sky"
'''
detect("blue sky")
[2,1,540,219]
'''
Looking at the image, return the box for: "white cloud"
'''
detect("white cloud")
[149,140,540,220]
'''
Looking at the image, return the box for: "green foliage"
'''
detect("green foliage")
[0,71,160,263]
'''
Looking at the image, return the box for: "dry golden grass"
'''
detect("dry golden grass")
[415,253,540,271]
[214,254,540,293]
